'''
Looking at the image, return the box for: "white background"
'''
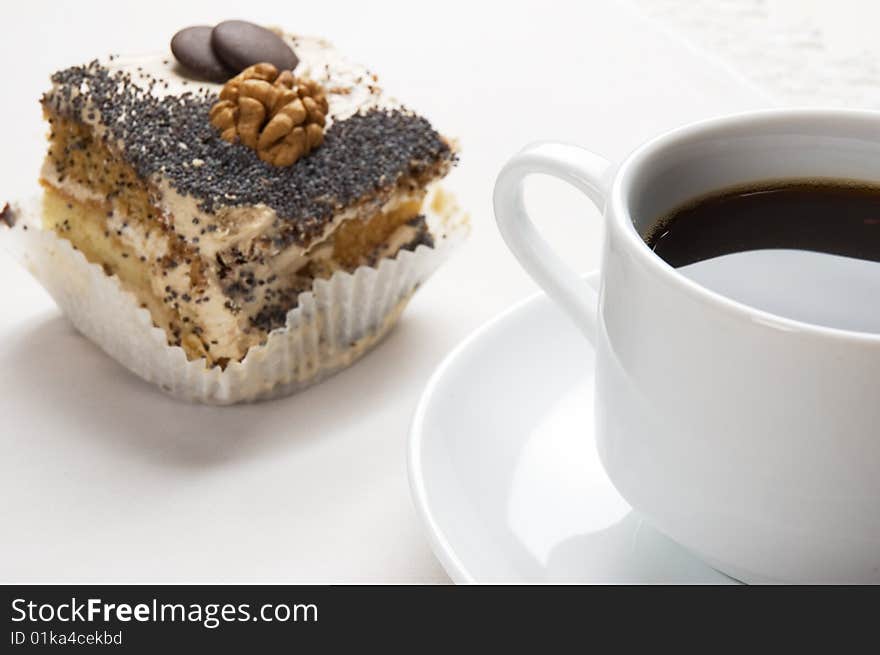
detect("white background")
[0,0,805,582]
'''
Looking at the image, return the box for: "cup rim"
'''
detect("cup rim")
[610,106,880,344]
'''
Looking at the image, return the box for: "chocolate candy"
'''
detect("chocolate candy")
[211,20,299,73]
[170,25,233,82]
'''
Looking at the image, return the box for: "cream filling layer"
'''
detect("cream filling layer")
[41,160,424,268]
[42,166,428,362]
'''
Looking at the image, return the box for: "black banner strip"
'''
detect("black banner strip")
[1,585,876,650]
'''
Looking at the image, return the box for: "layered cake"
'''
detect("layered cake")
[38,21,456,369]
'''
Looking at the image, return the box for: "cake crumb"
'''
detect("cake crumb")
[0,203,17,228]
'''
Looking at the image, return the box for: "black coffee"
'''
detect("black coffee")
[642,180,880,334]
[647,180,880,267]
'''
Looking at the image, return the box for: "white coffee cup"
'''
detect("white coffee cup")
[493,109,880,584]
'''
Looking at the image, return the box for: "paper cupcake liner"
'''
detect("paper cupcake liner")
[1,189,468,404]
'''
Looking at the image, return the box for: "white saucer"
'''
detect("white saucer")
[408,273,736,584]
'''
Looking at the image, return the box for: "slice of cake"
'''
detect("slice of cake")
[39,22,455,368]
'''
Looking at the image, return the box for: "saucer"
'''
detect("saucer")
[408,273,736,584]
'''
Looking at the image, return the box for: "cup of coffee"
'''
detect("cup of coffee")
[493,109,880,583]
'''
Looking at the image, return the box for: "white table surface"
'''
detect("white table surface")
[0,0,766,583]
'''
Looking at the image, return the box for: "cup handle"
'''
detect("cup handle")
[493,142,612,344]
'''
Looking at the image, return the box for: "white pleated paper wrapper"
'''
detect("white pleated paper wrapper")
[1,191,468,404]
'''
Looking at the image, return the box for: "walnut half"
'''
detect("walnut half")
[209,62,329,167]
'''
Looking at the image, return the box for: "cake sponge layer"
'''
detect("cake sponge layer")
[41,179,433,365]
